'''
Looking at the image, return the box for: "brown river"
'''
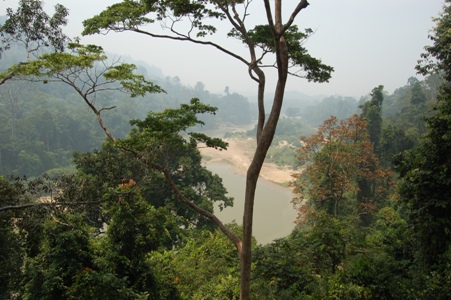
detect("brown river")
[208,163,297,245]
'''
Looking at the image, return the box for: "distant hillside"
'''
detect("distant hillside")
[0,46,254,176]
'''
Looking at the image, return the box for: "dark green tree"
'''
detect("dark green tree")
[410,81,427,106]
[394,1,451,296]
[380,78,431,162]
[96,180,180,298]
[358,86,389,225]
[21,213,93,299]
[394,87,451,265]
[360,85,384,157]
[379,124,415,166]
[0,176,28,299]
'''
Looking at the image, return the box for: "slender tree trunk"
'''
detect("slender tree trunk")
[239,12,289,296]
[334,198,338,217]
[240,80,287,299]
[11,115,15,138]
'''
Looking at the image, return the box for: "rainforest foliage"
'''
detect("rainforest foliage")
[1,0,451,299]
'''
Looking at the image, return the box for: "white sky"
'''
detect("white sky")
[1,0,445,98]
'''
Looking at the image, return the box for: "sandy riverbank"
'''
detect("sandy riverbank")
[199,138,294,185]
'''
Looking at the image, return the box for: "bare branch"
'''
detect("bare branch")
[0,199,107,212]
[98,106,117,113]
[128,27,251,67]
[263,0,275,33]
[283,0,310,33]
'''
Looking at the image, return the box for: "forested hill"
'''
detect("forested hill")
[0,29,441,178]
[0,42,438,177]
[0,45,255,177]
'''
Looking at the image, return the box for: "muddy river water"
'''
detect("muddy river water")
[208,164,297,244]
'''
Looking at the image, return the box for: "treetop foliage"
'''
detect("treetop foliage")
[121,98,229,162]
[0,0,69,59]
[239,24,333,82]
[10,43,165,98]
[82,0,333,83]
[81,0,224,38]
[417,0,451,81]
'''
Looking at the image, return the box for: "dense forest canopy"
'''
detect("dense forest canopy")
[1,0,451,299]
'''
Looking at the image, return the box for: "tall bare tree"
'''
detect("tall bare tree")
[0,82,24,138]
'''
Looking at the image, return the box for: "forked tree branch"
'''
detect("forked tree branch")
[129,27,250,67]
[283,0,310,33]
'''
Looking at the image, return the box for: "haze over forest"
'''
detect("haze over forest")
[1,0,444,98]
[1,1,451,299]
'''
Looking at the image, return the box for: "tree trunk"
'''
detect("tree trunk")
[239,4,290,294]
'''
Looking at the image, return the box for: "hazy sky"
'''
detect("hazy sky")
[1,0,445,98]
